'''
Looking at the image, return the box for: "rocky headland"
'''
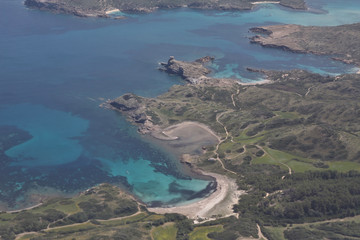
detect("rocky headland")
[251,23,360,67]
[109,55,360,165]
[107,55,360,236]
[24,0,306,17]
[159,56,214,84]
[109,57,219,134]
[109,56,246,135]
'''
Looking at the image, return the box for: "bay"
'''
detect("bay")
[0,0,360,210]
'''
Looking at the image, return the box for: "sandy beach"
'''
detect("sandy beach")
[154,121,220,141]
[106,8,120,14]
[215,77,273,86]
[148,121,243,220]
[238,79,273,85]
[148,171,243,220]
[151,121,220,155]
[251,1,280,4]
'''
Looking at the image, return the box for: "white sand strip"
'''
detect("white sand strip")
[148,171,244,220]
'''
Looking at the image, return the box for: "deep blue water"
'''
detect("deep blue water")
[1,0,360,210]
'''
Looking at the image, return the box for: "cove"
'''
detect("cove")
[1,0,360,210]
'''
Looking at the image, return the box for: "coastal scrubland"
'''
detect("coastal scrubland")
[2,58,360,240]
[3,55,360,240]
[110,55,360,239]
[0,184,229,240]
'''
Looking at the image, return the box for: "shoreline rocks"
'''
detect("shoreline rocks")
[109,94,159,134]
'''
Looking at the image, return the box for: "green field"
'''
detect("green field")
[250,146,360,173]
[152,223,177,240]
[189,225,223,240]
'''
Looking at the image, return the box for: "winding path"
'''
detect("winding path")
[305,86,313,97]
[214,111,237,175]
[257,224,268,240]
[255,145,292,179]
[15,205,142,239]
[280,162,292,179]
[7,202,43,213]
[231,89,240,108]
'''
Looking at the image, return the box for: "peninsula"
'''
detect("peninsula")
[109,55,360,239]
[251,23,360,66]
[112,56,360,165]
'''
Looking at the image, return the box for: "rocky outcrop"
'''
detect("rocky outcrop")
[159,56,214,84]
[110,94,147,123]
[110,93,143,112]
[110,94,157,133]
[108,56,240,134]
[250,27,273,35]
[250,25,307,53]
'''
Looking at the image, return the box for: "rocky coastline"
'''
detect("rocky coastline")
[108,56,274,136]
[24,0,109,17]
[108,56,213,134]
[159,56,214,84]
[250,23,360,67]
[109,93,158,135]
[24,0,306,18]
[108,56,240,135]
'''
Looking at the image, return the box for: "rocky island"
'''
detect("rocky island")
[24,0,306,17]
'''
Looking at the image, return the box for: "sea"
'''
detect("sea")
[0,0,360,210]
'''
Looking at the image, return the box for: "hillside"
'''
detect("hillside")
[110,56,360,239]
[112,57,360,165]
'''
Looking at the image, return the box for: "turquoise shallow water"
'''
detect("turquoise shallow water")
[0,104,89,166]
[1,0,360,209]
